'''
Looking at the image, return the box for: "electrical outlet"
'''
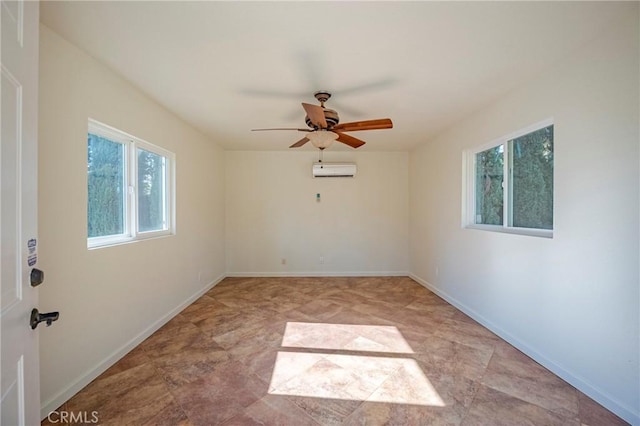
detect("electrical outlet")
[320,256,324,264]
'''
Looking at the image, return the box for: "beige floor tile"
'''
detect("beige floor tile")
[462,385,579,426]
[44,277,626,426]
[482,350,580,418]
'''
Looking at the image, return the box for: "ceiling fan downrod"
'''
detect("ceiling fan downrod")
[314,91,331,107]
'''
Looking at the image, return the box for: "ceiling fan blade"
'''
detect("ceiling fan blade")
[333,118,393,132]
[336,132,366,149]
[251,128,311,132]
[337,78,397,96]
[290,137,310,148]
[302,103,327,129]
[238,88,306,98]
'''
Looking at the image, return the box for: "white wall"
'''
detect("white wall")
[226,151,408,276]
[37,7,638,424]
[409,13,639,424]
[37,25,226,417]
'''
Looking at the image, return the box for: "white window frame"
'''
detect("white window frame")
[463,118,554,238]
[87,119,175,249]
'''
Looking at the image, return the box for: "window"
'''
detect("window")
[465,120,553,237]
[88,120,174,248]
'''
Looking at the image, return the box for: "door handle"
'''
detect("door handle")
[30,309,59,329]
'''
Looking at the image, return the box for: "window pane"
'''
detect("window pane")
[510,125,554,229]
[88,133,125,238]
[137,148,166,233]
[475,145,504,225]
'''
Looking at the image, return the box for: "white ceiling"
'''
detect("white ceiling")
[40,1,632,151]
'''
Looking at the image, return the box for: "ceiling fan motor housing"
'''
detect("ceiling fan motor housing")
[306,108,339,129]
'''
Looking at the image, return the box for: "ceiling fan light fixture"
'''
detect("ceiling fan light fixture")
[307,130,338,149]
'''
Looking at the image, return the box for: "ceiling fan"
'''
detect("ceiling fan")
[251,91,393,150]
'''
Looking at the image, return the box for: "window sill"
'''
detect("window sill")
[88,231,173,250]
[465,224,553,239]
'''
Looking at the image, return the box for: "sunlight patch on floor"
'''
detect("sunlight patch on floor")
[269,323,445,407]
[281,322,414,353]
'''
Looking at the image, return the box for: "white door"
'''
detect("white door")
[1,1,41,425]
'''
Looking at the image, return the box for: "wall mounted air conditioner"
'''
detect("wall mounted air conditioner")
[312,162,357,178]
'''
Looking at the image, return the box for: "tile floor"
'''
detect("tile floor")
[43,277,629,425]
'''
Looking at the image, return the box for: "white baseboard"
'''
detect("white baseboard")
[409,273,639,426]
[40,274,225,420]
[226,271,409,277]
